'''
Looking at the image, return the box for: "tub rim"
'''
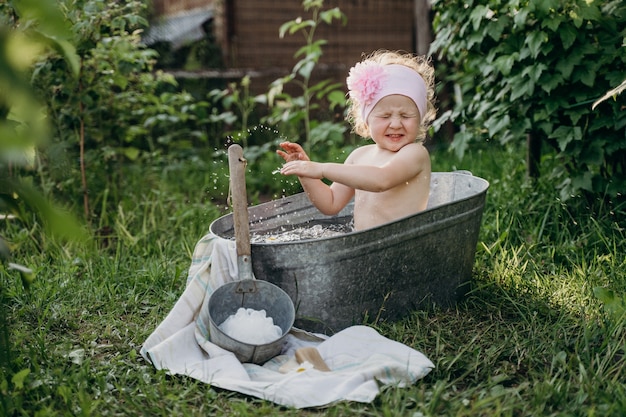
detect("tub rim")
[210,171,490,245]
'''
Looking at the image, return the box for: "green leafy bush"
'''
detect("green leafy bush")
[431,0,626,200]
[0,0,87,261]
[26,0,229,218]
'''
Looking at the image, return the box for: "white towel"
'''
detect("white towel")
[140,233,434,408]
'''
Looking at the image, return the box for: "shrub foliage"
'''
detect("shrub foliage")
[431,0,626,199]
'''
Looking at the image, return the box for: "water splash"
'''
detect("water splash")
[226,124,288,147]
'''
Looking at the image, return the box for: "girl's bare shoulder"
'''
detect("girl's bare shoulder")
[345,144,376,162]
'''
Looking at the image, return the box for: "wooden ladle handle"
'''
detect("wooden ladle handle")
[228,144,251,258]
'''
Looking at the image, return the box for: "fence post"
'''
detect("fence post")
[415,0,432,55]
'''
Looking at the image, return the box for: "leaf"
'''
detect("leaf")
[294,41,323,60]
[522,63,547,83]
[278,21,296,38]
[549,126,582,151]
[486,17,509,41]
[559,25,577,49]
[326,90,346,111]
[4,31,46,71]
[494,55,515,76]
[569,10,584,28]
[485,114,510,137]
[578,2,602,21]
[469,5,488,31]
[526,31,546,59]
[319,8,346,25]
[594,287,623,312]
[13,0,72,40]
[450,129,472,160]
[541,14,562,32]
[540,72,564,93]
[571,171,593,192]
[2,179,89,243]
[36,33,80,77]
[579,140,605,166]
[513,8,530,28]
[510,79,534,101]
[122,146,140,161]
[579,66,596,87]
[556,57,576,79]
[55,39,80,76]
[11,368,30,390]
[295,60,315,80]
[112,73,128,90]
[287,19,315,36]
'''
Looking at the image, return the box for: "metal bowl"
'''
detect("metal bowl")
[207,279,295,364]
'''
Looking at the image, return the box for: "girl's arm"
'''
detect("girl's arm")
[277,141,354,215]
[281,142,428,192]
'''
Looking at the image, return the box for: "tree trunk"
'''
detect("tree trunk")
[527,131,541,179]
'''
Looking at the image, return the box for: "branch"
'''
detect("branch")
[592,79,626,110]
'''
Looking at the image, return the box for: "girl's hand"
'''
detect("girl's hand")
[276,141,310,162]
[279,160,323,179]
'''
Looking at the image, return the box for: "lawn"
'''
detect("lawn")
[1,144,625,416]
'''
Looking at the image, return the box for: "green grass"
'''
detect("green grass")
[1,145,625,416]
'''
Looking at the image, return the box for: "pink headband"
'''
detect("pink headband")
[347,63,427,122]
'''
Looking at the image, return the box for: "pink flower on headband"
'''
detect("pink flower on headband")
[346,61,386,107]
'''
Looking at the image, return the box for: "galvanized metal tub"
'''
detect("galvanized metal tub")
[210,171,489,334]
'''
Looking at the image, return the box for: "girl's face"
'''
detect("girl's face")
[366,94,421,152]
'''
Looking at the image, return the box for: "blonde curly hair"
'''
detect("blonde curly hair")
[346,50,436,142]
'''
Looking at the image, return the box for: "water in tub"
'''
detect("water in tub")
[219,307,282,344]
[250,222,353,243]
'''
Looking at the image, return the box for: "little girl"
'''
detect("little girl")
[278,50,436,231]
